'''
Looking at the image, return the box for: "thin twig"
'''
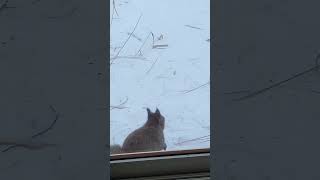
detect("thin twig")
[0,0,15,13]
[126,32,142,42]
[152,44,168,49]
[110,106,128,110]
[113,0,119,17]
[0,0,8,11]
[1,105,60,152]
[151,32,155,47]
[0,141,56,151]
[110,55,148,61]
[110,97,129,110]
[111,14,143,65]
[233,54,320,101]
[175,135,210,145]
[111,0,119,26]
[223,90,251,95]
[233,64,320,101]
[185,25,202,30]
[135,32,152,56]
[145,56,160,75]
[32,105,59,138]
[180,81,210,94]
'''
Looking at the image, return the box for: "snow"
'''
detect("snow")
[110,0,210,151]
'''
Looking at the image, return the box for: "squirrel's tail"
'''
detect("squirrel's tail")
[110,144,122,154]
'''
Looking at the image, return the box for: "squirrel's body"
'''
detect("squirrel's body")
[122,125,165,153]
[110,108,166,154]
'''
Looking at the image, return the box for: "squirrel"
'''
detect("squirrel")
[110,108,167,154]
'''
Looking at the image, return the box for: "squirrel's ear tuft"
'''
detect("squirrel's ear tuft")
[147,108,151,115]
[155,108,160,115]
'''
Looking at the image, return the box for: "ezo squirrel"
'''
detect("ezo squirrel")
[110,108,167,154]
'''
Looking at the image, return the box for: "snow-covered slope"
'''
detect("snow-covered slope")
[110,0,210,151]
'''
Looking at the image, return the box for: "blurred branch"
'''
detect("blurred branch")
[152,44,168,49]
[111,14,143,65]
[135,32,152,56]
[126,32,142,42]
[111,0,119,26]
[110,97,129,110]
[0,0,16,13]
[233,54,320,101]
[185,24,202,30]
[0,140,56,151]
[145,56,160,75]
[110,55,148,61]
[180,81,210,94]
[1,105,60,152]
[175,135,210,146]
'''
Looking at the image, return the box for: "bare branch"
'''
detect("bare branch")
[145,56,160,75]
[111,0,119,26]
[110,97,129,110]
[0,140,56,151]
[111,14,143,65]
[113,0,119,17]
[180,81,210,94]
[233,63,320,101]
[152,44,168,49]
[135,32,152,56]
[1,105,60,152]
[175,135,210,146]
[110,55,148,61]
[0,0,16,13]
[233,53,320,101]
[223,90,251,95]
[185,24,202,30]
[126,32,142,42]
[32,105,59,138]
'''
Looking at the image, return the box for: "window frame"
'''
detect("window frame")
[110,148,210,179]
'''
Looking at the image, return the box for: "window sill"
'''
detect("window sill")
[110,148,210,179]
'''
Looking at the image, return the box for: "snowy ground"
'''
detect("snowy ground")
[110,0,210,151]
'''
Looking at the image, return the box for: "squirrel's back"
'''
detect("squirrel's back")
[121,108,166,153]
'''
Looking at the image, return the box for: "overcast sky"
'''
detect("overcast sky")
[110,0,210,151]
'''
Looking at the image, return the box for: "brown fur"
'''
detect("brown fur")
[118,108,167,153]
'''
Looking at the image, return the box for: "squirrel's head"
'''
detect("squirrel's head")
[145,108,165,130]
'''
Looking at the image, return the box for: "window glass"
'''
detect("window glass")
[110,0,210,154]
